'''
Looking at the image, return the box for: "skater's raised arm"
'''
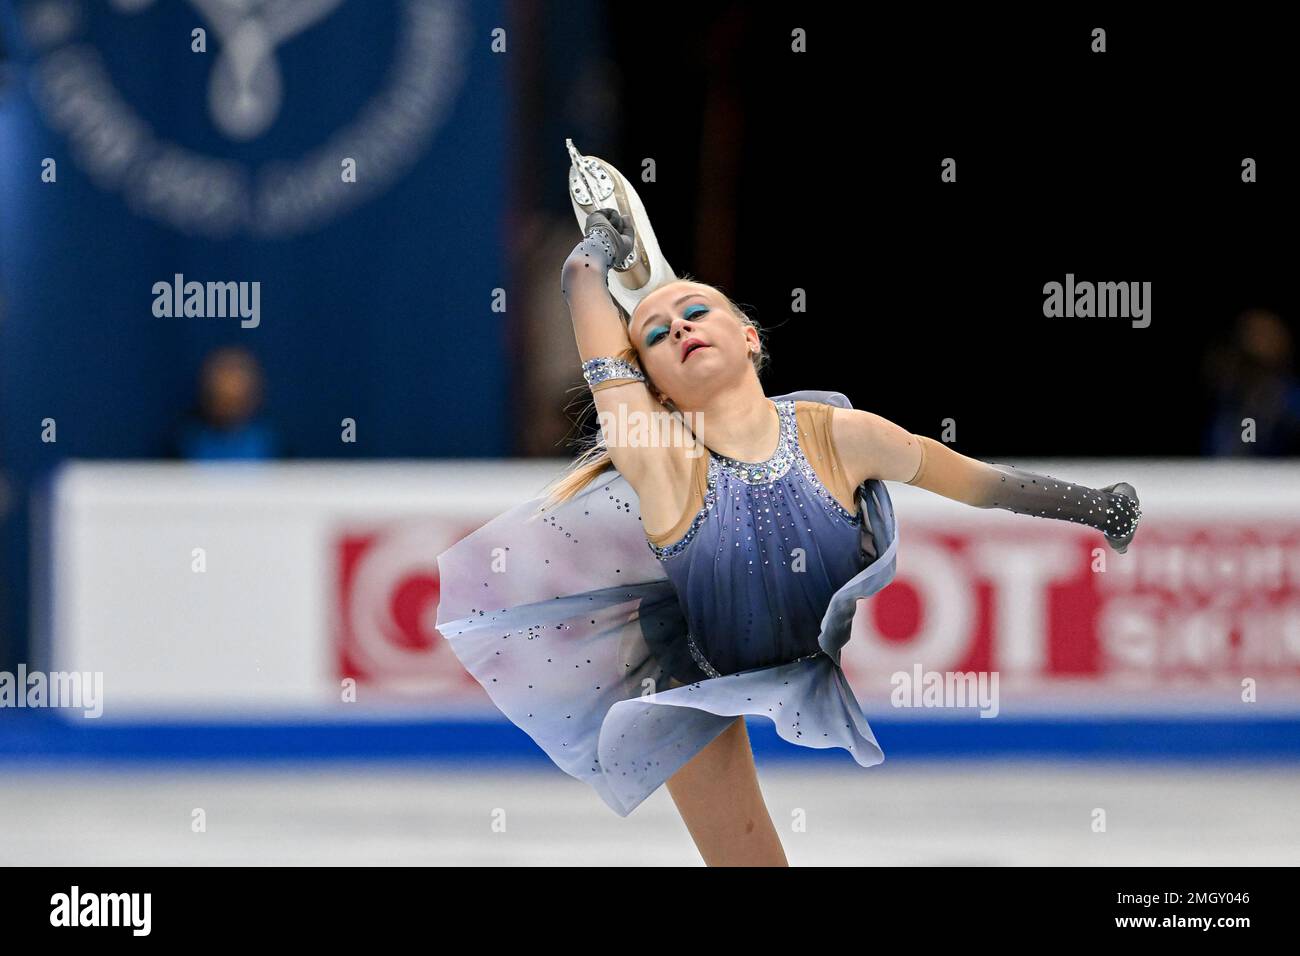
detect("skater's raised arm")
[831,407,1142,553]
[560,209,682,484]
[561,209,637,360]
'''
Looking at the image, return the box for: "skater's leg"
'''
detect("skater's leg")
[665,716,788,867]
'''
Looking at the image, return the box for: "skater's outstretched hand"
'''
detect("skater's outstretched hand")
[1097,482,1141,553]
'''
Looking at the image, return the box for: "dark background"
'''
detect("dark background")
[529,5,1297,457]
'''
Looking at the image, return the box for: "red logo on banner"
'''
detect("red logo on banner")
[843,522,1300,685]
[336,522,482,696]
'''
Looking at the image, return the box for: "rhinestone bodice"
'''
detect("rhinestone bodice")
[648,399,857,560]
[649,399,870,676]
[709,399,800,485]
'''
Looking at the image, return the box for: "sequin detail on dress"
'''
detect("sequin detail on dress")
[647,399,861,561]
[686,633,722,678]
[710,399,798,484]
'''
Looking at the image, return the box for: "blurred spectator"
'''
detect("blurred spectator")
[173,347,281,460]
[1203,309,1300,456]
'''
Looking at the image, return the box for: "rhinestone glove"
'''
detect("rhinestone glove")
[906,435,1142,553]
[583,208,636,270]
[561,214,627,322]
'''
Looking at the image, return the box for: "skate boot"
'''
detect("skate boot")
[566,138,678,319]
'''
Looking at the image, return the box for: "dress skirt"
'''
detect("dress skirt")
[434,389,899,816]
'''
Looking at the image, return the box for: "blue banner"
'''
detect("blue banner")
[0,0,508,660]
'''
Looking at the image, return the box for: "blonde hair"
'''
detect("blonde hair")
[535,275,768,514]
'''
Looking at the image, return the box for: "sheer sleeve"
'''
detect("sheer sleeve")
[906,435,1141,551]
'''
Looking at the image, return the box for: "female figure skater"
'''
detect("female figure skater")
[435,142,1141,866]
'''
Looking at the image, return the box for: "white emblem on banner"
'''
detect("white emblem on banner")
[23,0,470,237]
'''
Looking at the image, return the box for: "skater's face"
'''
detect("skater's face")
[630,281,759,408]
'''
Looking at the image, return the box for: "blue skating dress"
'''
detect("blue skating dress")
[434,389,898,816]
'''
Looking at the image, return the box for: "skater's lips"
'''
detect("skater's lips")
[681,338,710,362]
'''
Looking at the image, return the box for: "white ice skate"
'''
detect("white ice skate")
[566,138,678,319]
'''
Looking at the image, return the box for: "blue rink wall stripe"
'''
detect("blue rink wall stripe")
[0,712,1298,761]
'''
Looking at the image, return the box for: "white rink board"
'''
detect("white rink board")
[43,459,1300,718]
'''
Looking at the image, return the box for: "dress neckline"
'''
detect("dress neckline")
[646,397,861,560]
[705,398,782,465]
[708,399,796,484]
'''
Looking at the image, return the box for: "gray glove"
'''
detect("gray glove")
[986,468,1142,554]
[584,208,636,269]
[907,435,1143,554]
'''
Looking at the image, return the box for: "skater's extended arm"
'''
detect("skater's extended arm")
[831,408,1142,552]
